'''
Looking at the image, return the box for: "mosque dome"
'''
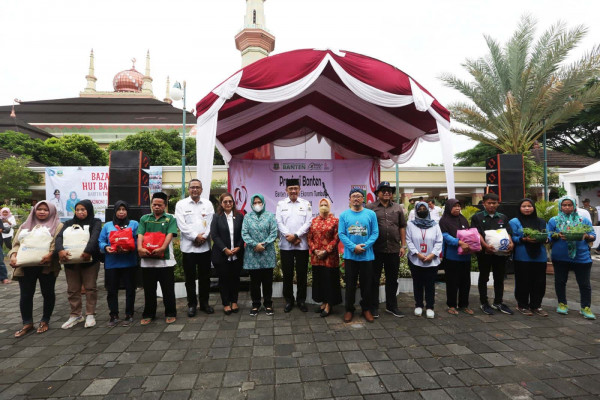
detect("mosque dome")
[113,60,144,92]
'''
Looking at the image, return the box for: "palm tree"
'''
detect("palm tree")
[441,15,600,154]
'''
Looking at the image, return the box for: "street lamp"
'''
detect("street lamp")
[171,81,186,196]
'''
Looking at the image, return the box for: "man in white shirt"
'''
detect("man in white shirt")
[428,199,443,222]
[175,179,215,316]
[276,178,312,313]
[49,189,65,218]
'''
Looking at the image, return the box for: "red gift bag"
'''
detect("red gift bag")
[142,232,166,252]
[109,226,136,252]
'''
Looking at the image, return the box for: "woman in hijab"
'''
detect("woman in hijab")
[55,199,103,329]
[509,199,549,316]
[439,199,474,315]
[9,201,63,337]
[1,207,17,251]
[98,200,139,327]
[241,194,278,317]
[406,201,443,318]
[308,198,341,317]
[66,191,80,216]
[547,196,596,319]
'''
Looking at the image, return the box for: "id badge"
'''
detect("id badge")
[420,243,428,253]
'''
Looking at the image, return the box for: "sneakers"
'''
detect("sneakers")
[414,307,423,317]
[85,315,96,328]
[426,309,435,319]
[480,303,495,315]
[533,308,548,317]
[107,316,119,327]
[580,307,596,320]
[385,307,405,318]
[516,306,533,316]
[121,315,134,326]
[249,308,259,317]
[61,315,85,329]
[265,307,274,316]
[371,309,379,319]
[492,303,514,315]
[556,303,569,315]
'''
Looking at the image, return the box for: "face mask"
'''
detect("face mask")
[252,204,263,213]
[417,210,428,219]
[319,205,330,214]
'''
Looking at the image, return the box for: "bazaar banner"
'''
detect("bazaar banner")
[45,167,162,220]
[228,159,379,216]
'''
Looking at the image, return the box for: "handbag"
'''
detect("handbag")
[108,226,135,252]
[62,224,91,264]
[142,231,166,256]
[16,225,53,267]
[456,228,481,254]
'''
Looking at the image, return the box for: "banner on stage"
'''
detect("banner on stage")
[45,167,163,220]
[228,159,379,216]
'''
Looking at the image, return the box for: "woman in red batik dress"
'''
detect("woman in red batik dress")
[308,198,341,317]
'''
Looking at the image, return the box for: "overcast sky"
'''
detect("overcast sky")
[1,0,599,166]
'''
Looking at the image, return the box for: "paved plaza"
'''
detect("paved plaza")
[0,259,599,399]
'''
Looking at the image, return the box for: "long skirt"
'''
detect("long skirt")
[312,265,342,306]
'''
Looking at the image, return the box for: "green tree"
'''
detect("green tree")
[455,142,500,166]
[40,135,108,166]
[441,15,600,155]
[0,156,41,202]
[0,131,44,160]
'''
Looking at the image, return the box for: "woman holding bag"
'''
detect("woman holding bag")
[9,201,63,337]
[439,199,474,315]
[55,199,102,329]
[99,200,139,327]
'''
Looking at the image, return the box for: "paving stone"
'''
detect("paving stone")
[275,367,301,384]
[379,374,412,392]
[356,376,386,394]
[299,366,326,382]
[162,390,193,400]
[46,366,83,381]
[303,381,331,399]
[142,375,172,391]
[405,372,440,390]
[330,378,360,397]
[247,384,274,400]
[275,382,303,399]
[168,373,198,390]
[80,378,120,396]
[420,389,453,400]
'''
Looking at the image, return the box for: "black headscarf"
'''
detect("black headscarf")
[517,198,546,258]
[112,200,131,228]
[439,199,469,237]
[70,199,96,227]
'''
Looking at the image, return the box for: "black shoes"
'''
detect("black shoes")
[480,303,495,315]
[284,303,294,313]
[298,302,308,312]
[187,307,197,317]
[371,309,380,319]
[385,307,405,318]
[200,304,215,314]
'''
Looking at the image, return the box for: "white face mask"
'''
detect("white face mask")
[252,204,263,213]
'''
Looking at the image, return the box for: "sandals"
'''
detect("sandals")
[37,321,49,334]
[140,318,153,326]
[462,308,474,315]
[231,303,239,313]
[447,307,459,315]
[15,324,34,338]
[165,317,176,324]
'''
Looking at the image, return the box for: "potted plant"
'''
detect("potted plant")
[535,200,558,275]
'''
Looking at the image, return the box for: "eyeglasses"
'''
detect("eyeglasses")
[189,186,202,190]
[380,189,393,194]
[222,200,233,204]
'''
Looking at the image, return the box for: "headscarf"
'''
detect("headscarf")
[112,200,131,228]
[71,199,96,226]
[1,207,12,218]
[555,195,583,259]
[250,194,265,216]
[517,198,545,258]
[20,200,61,233]
[318,198,332,218]
[439,199,469,237]
[410,201,437,229]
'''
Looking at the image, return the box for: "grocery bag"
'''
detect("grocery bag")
[16,225,53,266]
[456,228,481,254]
[484,228,511,255]
[109,226,135,252]
[142,232,166,256]
[62,224,91,264]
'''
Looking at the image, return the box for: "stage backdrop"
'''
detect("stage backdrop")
[228,159,379,216]
[45,167,162,220]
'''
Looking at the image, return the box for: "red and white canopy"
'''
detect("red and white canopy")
[195,49,455,198]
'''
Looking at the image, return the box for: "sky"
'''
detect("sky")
[1,0,599,166]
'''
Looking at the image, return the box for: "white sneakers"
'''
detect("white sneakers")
[85,315,96,328]
[414,308,435,318]
[61,315,85,329]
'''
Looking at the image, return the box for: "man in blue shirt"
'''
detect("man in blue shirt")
[339,188,379,323]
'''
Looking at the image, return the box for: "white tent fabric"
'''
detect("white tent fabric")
[560,161,600,198]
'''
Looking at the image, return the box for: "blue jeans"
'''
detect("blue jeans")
[553,261,592,308]
[0,245,8,281]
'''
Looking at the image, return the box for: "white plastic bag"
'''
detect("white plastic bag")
[16,225,53,267]
[484,228,511,255]
[62,224,91,264]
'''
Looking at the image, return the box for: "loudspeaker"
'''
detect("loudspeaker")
[485,154,525,203]
[108,168,149,187]
[108,150,152,208]
[109,151,150,169]
[105,205,151,223]
[108,185,150,206]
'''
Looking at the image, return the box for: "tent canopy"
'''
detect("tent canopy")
[560,160,600,198]
[194,49,455,198]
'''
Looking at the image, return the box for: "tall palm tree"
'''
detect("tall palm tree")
[441,15,600,154]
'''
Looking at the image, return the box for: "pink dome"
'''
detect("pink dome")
[113,67,144,92]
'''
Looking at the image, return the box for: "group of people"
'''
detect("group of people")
[6,178,598,337]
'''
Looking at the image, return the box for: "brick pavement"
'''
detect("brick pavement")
[0,257,599,399]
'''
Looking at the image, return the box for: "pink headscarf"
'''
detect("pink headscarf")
[20,201,61,233]
[0,207,11,217]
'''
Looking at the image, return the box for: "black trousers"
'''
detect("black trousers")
[280,250,309,304]
[105,266,137,317]
[249,268,273,308]
[312,265,342,306]
[215,258,242,306]
[18,266,56,325]
[3,236,12,250]
[476,254,507,305]
[409,260,438,310]
[142,267,176,318]
[344,259,373,312]
[182,251,212,308]
[513,261,546,309]
[371,252,400,310]
[444,259,471,308]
